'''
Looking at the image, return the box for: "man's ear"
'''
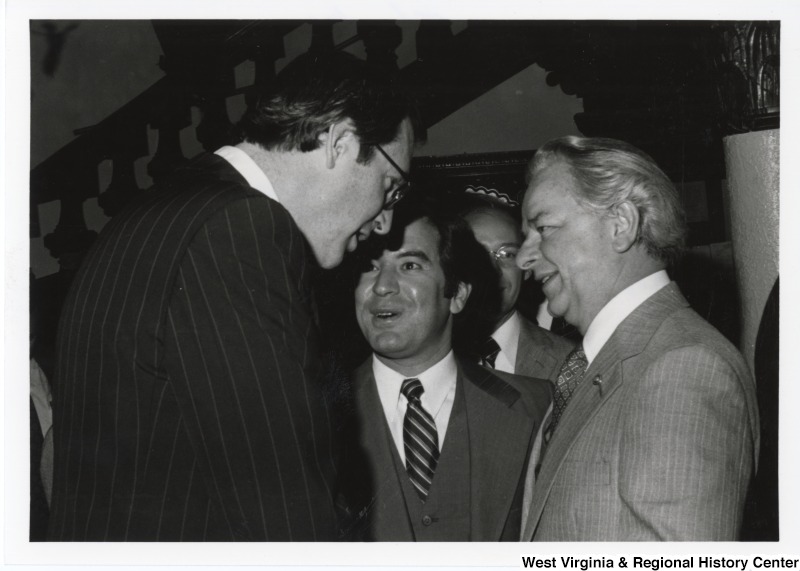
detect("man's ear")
[450,282,472,315]
[318,120,358,170]
[609,201,640,253]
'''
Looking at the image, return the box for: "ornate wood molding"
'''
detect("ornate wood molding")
[712,21,780,134]
[412,150,534,202]
[414,149,532,174]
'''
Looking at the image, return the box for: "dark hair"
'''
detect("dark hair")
[235,51,425,163]
[528,136,687,266]
[358,192,501,354]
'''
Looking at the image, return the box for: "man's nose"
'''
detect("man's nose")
[372,265,398,295]
[516,234,541,271]
[372,209,393,236]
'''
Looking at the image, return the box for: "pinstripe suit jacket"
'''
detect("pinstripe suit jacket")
[337,357,552,541]
[47,153,338,541]
[515,315,575,381]
[521,282,759,541]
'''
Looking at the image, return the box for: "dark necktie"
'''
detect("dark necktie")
[401,378,440,501]
[479,337,501,369]
[545,345,588,442]
[550,316,569,334]
[549,316,583,344]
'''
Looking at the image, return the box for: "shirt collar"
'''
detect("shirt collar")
[372,350,458,419]
[492,310,521,366]
[214,145,280,203]
[582,270,670,364]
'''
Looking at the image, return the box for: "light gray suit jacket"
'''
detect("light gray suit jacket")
[521,282,759,541]
[340,357,551,541]
[515,315,575,382]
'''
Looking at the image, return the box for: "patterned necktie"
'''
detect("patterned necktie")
[479,337,501,369]
[401,378,440,501]
[546,345,588,440]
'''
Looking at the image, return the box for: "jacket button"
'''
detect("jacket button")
[422,515,432,526]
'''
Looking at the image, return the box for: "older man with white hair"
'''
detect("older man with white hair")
[518,136,759,541]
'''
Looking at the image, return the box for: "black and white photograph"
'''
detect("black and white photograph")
[4,0,798,568]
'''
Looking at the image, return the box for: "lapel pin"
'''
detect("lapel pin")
[592,375,603,396]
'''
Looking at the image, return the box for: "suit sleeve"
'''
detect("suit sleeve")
[618,346,755,540]
[162,197,337,541]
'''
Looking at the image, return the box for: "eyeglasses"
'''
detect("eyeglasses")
[375,144,412,210]
[488,245,519,266]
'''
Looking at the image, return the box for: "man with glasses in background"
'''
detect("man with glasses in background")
[48,51,424,542]
[461,192,574,381]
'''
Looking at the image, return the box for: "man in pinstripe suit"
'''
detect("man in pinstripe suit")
[47,52,423,541]
[516,136,759,541]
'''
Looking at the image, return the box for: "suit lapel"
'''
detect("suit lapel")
[514,317,556,377]
[516,316,574,379]
[520,340,623,540]
[521,283,690,540]
[460,361,535,541]
[351,361,415,540]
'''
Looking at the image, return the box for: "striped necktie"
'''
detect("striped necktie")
[401,378,440,501]
[479,337,501,369]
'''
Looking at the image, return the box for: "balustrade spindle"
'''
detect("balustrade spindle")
[195,72,235,152]
[98,125,148,217]
[147,80,191,182]
[247,36,284,108]
[358,21,402,71]
[309,22,336,55]
[42,165,99,274]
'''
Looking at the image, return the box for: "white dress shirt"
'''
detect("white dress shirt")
[214,145,280,203]
[582,270,670,365]
[491,310,521,374]
[372,351,458,464]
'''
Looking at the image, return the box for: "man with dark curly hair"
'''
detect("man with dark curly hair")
[338,196,551,541]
